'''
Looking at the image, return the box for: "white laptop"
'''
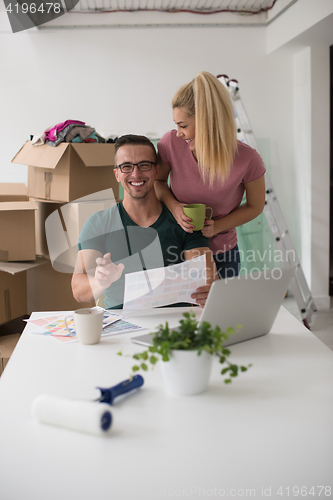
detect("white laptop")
[131,266,296,348]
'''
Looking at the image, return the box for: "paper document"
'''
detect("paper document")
[123,254,206,311]
[26,312,143,343]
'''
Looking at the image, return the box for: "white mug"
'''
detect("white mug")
[64,308,104,345]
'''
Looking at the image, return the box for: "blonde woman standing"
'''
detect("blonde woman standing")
[155,71,266,279]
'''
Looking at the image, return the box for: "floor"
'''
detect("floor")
[283,296,333,351]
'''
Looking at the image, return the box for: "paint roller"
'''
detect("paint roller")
[31,375,144,435]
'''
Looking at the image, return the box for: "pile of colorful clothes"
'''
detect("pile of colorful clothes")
[31,120,106,146]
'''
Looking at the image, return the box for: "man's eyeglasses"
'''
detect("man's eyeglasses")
[116,161,156,173]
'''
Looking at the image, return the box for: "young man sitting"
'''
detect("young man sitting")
[71,135,216,309]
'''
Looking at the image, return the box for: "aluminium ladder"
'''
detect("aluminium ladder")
[217,74,317,329]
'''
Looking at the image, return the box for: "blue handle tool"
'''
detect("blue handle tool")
[96,375,144,405]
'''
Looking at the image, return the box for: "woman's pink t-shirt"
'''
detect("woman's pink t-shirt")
[157,130,266,254]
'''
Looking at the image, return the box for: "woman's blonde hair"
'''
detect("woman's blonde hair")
[172,71,237,186]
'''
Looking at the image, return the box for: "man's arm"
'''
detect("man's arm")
[184,247,218,308]
[72,249,124,303]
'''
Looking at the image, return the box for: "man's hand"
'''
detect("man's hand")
[95,252,124,290]
[201,219,215,238]
[191,284,211,308]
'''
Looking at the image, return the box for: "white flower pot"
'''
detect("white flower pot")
[160,350,213,396]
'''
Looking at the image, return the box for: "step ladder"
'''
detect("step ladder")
[217,74,317,329]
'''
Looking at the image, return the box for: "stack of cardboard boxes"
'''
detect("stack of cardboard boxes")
[1,140,120,332]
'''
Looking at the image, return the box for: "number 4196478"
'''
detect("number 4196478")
[276,485,331,496]
[5,3,62,14]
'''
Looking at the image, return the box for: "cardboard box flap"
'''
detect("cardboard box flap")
[0,200,37,212]
[0,258,49,275]
[12,141,69,169]
[0,183,27,197]
[71,143,114,167]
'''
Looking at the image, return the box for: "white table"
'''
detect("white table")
[0,307,333,500]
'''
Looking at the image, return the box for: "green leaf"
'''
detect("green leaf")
[120,312,251,383]
[224,379,232,384]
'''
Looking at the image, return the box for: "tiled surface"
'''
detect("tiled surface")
[283,296,333,351]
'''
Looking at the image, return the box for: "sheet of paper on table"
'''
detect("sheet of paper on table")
[25,311,143,343]
[123,254,206,311]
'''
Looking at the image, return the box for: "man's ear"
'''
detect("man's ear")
[154,162,160,177]
[114,168,120,182]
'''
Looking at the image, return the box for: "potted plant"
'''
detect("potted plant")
[120,311,252,396]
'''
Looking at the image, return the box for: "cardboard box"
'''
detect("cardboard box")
[0,270,27,325]
[32,198,65,258]
[32,190,119,268]
[27,261,94,312]
[12,141,118,202]
[0,183,28,202]
[0,258,94,315]
[0,184,37,262]
[0,333,21,376]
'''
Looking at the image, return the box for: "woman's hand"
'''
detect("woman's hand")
[201,219,215,238]
[172,203,194,233]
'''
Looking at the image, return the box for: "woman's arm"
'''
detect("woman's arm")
[155,155,194,232]
[202,175,266,238]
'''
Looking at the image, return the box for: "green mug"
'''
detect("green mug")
[183,204,213,231]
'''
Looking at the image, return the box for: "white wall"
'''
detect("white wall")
[266,0,333,308]
[293,46,311,281]
[0,20,294,253]
[0,21,272,184]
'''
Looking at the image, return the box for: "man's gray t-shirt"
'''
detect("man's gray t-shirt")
[78,202,209,309]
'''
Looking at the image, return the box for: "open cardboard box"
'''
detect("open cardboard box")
[32,189,120,265]
[0,258,94,319]
[12,141,118,202]
[0,183,36,261]
[0,259,49,324]
[26,261,95,313]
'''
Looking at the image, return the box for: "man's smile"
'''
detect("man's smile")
[128,180,146,187]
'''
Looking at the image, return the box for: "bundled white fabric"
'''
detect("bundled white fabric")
[31,395,112,435]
